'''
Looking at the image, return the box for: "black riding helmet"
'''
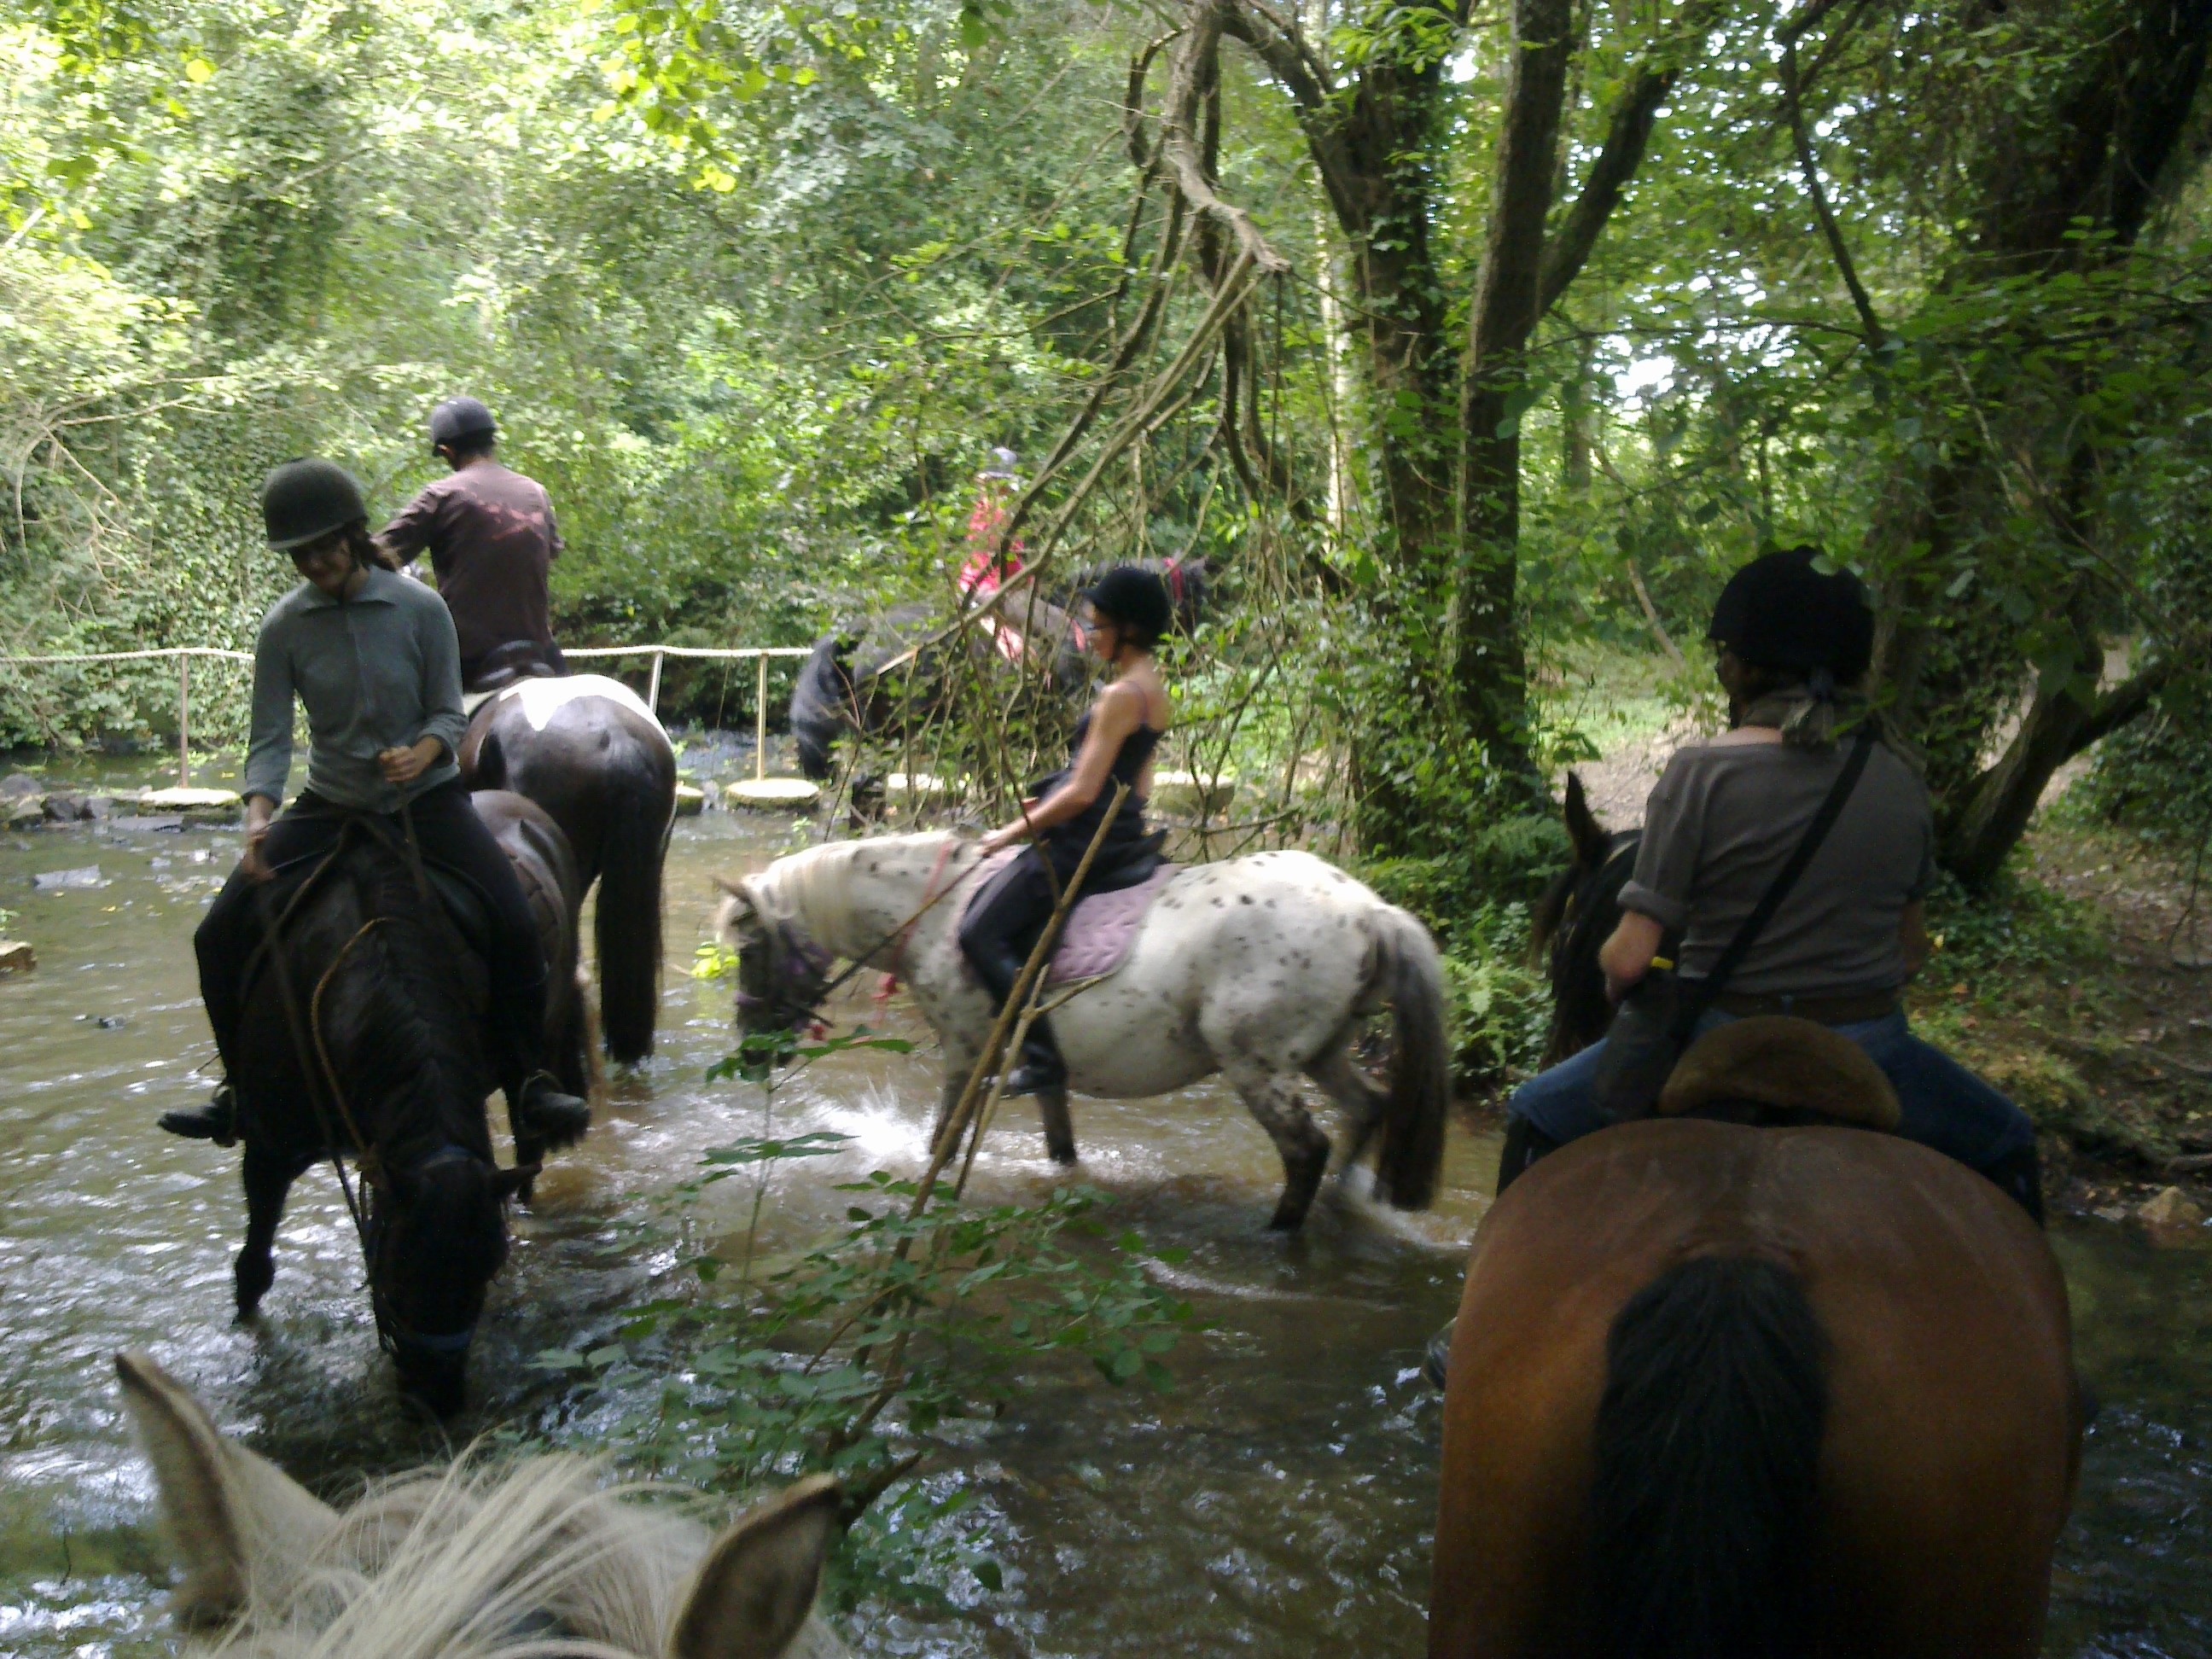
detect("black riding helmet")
[1708,545,1875,684]
[429,395,498,453]
[1080,565,1173,649]
[260,457,368,550]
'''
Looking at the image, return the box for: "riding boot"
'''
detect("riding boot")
[1981,1143,2046,1226]
[510,1073,591,1151]
[1493,1115,1560,1196]
[160,1081,239,1146]
[969,931,1067,1096]
[1003,1016,1068,1098]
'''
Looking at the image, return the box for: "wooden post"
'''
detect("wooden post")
[177,653,190,787]
[754,654,768,781]
[646,648,664,714]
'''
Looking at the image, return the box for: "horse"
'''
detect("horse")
[114,1350,849,1659]
[788,556,1209,783]
[713,830,1449,1231]
[229,790,589,1413]
[461,673,677,1063]
[1527,771,1639,1064]
[1429,779,2084,1656]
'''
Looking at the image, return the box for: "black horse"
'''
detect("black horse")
[1528,772,1641,1065]
[788,555,1210,782]
[460,675,676,1063]
[229,789,588,1414]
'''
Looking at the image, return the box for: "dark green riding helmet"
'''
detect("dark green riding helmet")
[260,457,368,551]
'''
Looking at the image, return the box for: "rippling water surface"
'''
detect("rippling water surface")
[0,756,2206,1656]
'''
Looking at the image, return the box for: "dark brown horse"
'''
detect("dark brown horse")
[460,675,676,1062]
[230,789,589,1413]
[787,556,1209,782]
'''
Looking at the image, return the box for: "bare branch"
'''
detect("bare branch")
[1158,3,1292,274]
[1780,30,1886,348]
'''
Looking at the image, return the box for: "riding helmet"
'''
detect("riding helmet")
[1081,565,1173,646]
[429,395,498,453]
[260,457,368,550]
[1708,545,1875,683]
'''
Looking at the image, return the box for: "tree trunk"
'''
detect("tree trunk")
[1451,0,1574,789]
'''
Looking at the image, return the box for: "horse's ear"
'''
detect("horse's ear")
[114,1351,339,1629]
[1563,772,1610,870]
[493,1162,542,1201]
[667,1474,842,1659]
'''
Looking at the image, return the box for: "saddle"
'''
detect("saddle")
[1656,1015,1901,1132]
[962,847,1180,986]
[465,639,562,697]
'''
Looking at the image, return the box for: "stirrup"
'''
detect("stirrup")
[1002,1058,1068,1098]
[160,1083,239,1147]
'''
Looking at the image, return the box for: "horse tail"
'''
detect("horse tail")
[595,731,672,1063]
[1593,1254,1828,1659]
[1371,905,1450,1209]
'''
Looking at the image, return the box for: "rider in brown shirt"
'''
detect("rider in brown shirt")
[375,398,566,690]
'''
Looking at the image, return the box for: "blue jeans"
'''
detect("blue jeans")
[1509,1010,2037,1177]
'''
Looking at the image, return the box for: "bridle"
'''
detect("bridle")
[732,842,970,1034]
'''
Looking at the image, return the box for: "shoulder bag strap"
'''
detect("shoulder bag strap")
[1672,725,1877,1039]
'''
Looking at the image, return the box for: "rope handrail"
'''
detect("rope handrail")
[0,637,820,789]
[0,647,254,665]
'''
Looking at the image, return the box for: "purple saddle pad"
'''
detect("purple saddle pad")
[962,850,1179,984]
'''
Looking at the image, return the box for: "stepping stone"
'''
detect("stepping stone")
[139,787,243,821]
[673,782,707,817]
[0,940,33,973]
[6,795,43,828]
[724,777,821,812]
[1150,769,1237,818]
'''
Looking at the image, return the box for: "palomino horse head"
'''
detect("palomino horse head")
[713,877,835,1037]
[368,1147,537,1416]
[116,1350,851,1659]
[1528,771,1642,1065]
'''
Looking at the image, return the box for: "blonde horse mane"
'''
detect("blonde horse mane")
[738,832,972,958]
[201,1452,711,1659]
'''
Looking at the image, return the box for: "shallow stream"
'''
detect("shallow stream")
[0,755,2207,1656]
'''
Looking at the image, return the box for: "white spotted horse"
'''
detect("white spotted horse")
[714,830,1450,1231]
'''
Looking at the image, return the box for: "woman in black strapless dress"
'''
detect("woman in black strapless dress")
[960,564,1174,1095]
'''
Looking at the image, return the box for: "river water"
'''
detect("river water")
[0,757,2207,1657]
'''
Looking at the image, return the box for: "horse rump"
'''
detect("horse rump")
[1371,905,1450,1210]
[1593,1253,1828,1659]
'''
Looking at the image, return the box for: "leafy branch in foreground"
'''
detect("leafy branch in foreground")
[535,1022,1195,1607]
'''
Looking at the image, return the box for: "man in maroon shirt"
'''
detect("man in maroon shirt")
[375,397,568,690]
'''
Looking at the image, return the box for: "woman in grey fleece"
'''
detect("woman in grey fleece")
[161,458,586,1150]
[1499,547,2040,1218]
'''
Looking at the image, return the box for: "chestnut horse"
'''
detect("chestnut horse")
[1430,778,2084,1657]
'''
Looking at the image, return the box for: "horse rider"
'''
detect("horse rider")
[374,397,567,693]
[957,447,1026,603]
[160,459,591,1148]
[1499,545,2043,1218]
[960,564,1173,1097]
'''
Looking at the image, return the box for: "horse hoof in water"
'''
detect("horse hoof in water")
[396,1346,469,1418]
[233,1249,274,1321]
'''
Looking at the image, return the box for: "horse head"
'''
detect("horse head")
[370,1145,536,1416]
[114,1349,851,1659]
[1530,772,1643,1064]
[713,877,834,1037]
